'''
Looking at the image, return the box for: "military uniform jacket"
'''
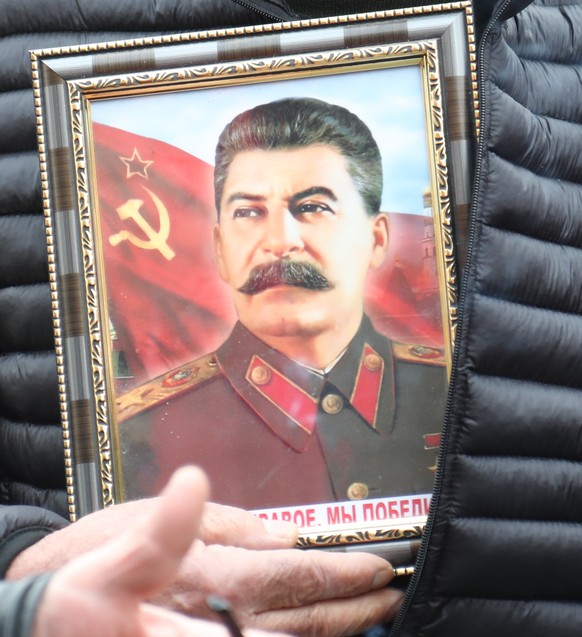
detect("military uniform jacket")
[118,315,447,510]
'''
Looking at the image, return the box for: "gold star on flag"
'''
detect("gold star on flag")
[120,148,153,179]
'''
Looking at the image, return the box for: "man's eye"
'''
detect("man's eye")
[233,207,263,218]
[294,202,334,216]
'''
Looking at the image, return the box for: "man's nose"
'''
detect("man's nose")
[262,210,304,257]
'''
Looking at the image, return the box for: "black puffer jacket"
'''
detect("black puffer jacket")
[2,0,582,635]
[396,1,582,635]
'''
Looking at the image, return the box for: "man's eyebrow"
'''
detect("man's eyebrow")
[289,186,338,206]
[225,187,338,207]
[225,192,267,205]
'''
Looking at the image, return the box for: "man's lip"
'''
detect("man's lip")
[242,283,325,294]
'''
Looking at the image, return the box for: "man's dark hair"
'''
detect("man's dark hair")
[214,97,383,217]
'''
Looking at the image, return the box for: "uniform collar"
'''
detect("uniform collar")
[215,316,395,451]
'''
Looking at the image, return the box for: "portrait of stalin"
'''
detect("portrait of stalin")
[117,97,447,510]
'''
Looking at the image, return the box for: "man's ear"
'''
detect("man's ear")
[370,212,390,269]
[213,224,228,282]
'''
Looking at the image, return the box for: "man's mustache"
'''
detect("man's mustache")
[238,260,332,295]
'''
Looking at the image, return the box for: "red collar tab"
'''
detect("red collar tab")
[350,343,384,428]
[245,354,318,434]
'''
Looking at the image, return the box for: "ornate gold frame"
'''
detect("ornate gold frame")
[31,3,476,569]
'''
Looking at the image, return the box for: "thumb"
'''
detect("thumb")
[63,465,209,599]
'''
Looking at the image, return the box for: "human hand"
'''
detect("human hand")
[153,537,401,637]
[33,466,290,637]
[9,476,402,637]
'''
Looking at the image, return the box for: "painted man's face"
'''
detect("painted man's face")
[214,145,389,359]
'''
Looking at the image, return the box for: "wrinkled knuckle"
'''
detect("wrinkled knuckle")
[291,561,331,605]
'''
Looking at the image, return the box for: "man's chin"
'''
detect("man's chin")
[247,319,329,340]
[235,288,335,336]
[240,307,333,339]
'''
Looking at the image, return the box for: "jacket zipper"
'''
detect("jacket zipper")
[231,0,295,22]
[388,0,514,633]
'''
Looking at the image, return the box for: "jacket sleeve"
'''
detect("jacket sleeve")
[0,507,68,579]
[0,573,53,637]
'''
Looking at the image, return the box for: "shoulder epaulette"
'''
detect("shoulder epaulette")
[391,341,447,366]
[116,353,221,422]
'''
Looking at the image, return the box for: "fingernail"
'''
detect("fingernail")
[263,519,298,542]
[372,566,393,588]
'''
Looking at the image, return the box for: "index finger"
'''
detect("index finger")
[201,502,298,550]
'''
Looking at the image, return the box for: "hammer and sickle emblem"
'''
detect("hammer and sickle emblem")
[109,186,176,261]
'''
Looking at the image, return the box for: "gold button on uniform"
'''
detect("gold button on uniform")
[322,393,344,414]
[250,365,271,386]
[347,482,369,500]
[363,352,382,372]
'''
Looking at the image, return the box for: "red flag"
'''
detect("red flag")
[92,123,445,390]
[93,123,236,386]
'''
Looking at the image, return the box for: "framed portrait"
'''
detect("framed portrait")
[32,2,476,569]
